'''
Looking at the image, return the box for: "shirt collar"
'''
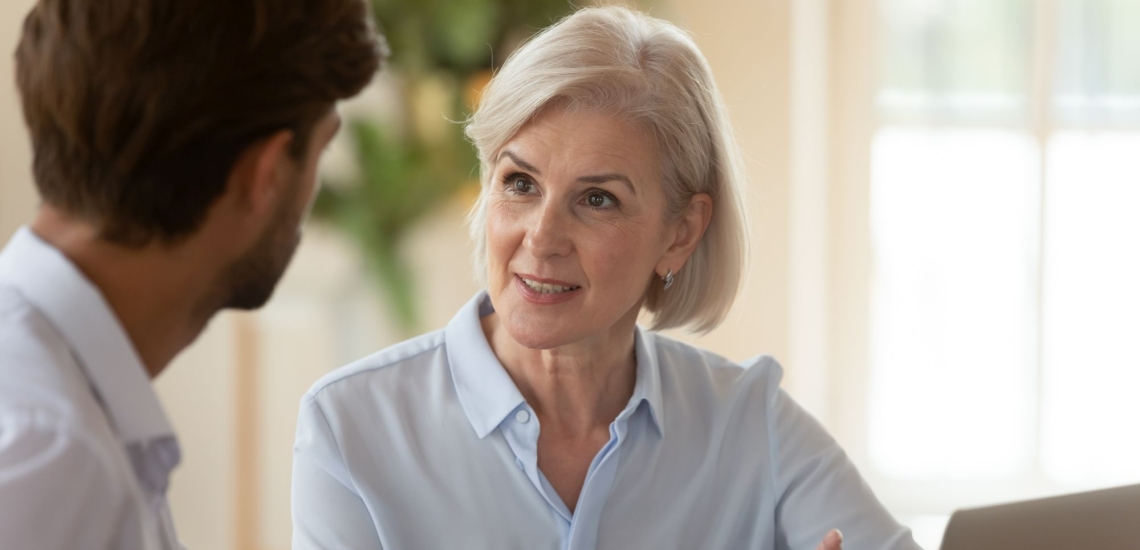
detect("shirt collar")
[445,291,665,439]
[445,292,527,439]
[0,227,175,445]
[631,325,665,436]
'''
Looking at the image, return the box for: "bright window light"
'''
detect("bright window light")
[1040,132,1140,487]
[868,127,1038,479]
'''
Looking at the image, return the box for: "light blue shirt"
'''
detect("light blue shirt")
[0,227,182,550]
[292,292,920,550]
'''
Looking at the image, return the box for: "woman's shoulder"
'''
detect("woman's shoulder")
[303,329,448,405]
[647,332,794,474]
[648,331,786,401]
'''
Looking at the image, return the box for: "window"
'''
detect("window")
[865,0,1140,545]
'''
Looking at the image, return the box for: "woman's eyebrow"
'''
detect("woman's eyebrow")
[497,150,541,175]
[577,173,636,195]
[498,149,636,195]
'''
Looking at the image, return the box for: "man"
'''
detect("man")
[0,1,385,547]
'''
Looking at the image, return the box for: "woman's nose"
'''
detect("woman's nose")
[524,203,573,258]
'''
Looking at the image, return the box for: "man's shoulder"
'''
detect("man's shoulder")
[0,284,105,429]
[0,288,143,548]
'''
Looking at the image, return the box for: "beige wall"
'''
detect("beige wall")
[662,0,793,371]
[826,0,877,458]
[1,0,37,239]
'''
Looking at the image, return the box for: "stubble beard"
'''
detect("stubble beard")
[214,180,304,313]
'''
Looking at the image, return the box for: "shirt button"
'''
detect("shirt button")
[515,409,531,424]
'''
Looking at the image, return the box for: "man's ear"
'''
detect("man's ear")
[657,193,713,275]
[226,130,296,217]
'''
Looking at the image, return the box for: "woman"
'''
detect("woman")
[292,7,920,550]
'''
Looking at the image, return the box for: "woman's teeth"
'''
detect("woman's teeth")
[521,277,580,294]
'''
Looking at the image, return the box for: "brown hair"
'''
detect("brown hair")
[15,0,386,244]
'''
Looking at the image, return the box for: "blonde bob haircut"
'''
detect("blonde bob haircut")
[465,5,749,334]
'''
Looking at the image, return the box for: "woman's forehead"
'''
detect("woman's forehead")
[497,108,658,176]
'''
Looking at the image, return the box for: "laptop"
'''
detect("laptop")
[939,483,1140,550]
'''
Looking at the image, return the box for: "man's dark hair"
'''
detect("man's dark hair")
[15,0,386,244]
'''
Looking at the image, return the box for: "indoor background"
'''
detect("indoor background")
[1,0,1137,548]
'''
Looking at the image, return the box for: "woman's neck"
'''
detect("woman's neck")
[482,312,638,436]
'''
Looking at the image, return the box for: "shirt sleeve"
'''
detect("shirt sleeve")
[764,371,923,550]
[292,396,385,550]
[0,411,130,550]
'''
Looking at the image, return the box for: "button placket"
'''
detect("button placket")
[565,413,635,550]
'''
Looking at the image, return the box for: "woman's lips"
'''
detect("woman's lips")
[514,274,581,304]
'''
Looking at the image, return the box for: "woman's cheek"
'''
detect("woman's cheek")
[582,224,638,271]
[486,204,525,267]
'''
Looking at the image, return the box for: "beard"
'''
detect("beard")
[216,180,305,311]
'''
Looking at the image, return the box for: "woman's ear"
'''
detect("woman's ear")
[658,193,713,274]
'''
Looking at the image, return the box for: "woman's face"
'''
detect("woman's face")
[485,106,675,350]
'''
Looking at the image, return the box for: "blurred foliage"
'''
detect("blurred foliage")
[312,0,576,333]
[373,0,580,73]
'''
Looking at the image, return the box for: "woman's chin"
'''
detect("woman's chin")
[503,326,574,349]
[501,318,580,351]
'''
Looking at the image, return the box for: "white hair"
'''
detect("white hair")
[464,5,749,333]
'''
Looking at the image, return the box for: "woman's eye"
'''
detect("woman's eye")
[586,192,615,208]
[512,178,534,194]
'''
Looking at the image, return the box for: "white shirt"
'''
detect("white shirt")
[292,292,921,550]
[0,227,182,550]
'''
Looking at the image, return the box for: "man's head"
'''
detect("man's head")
[15,0,386,309]
[212,110,344,310]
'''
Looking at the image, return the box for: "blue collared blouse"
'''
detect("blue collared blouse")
[292,292,920,550]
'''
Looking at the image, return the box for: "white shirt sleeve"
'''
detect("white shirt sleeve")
[767,384,923,550]
[0,411,131,550]
[292,396,385,550]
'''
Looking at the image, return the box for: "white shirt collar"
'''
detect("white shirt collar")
[444,291,664,439]
[0,226,175,445]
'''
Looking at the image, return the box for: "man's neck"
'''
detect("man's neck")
[30,208,223,379]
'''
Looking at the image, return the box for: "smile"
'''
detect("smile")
[519,277,581,294]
